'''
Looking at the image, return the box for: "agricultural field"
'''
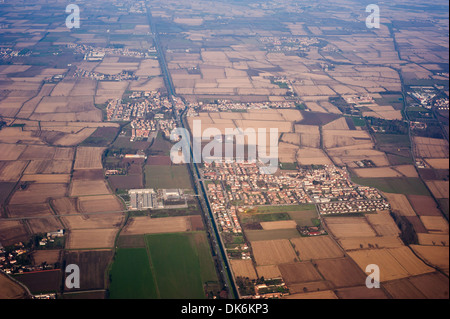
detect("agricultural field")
[323,216,377,239]
[144,165,192,189]
[245,229,301,242]
[121,216,192,235]
[109,232,218,299]
[230,260,258,280]
[0,273,29,299]
[348,247,435,282]
[14,270,61,294]
[338,236,404,251]
[64,250,114,292]
[251,239,299,266]
[350,177,431,196]
[314,257,368,288]
[411,245,449,275]
[290,236,345,260]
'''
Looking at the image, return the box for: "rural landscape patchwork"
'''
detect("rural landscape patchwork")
[0,0,448,301]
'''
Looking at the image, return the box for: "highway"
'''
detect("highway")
[145,5,239,299]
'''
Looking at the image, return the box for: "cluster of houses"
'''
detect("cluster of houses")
[106,91,172,123]
[0,230,64,275]
[259,36,320,52]
[74,67,137,81]
[202,162,388,217]
[68,43,156,60]
[190,100,296,112]
[206,182,243,233]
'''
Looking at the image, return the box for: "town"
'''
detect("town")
[201,162,390,234]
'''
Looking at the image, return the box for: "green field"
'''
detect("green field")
[252,204,316,214]
[108,232,218,299]
[144,165,192,189]
[374,133,411,147]
[241,212,291,224]
[109,248,159,299]
[146,232,217,299]
[351,177,431,196]
[279,162,297,170]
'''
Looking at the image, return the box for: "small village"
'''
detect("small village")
[0,230,64,275]
[202,162,390,233]
[190,100,297,113]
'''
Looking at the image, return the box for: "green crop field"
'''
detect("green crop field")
[108,232,218,299]
[108,248,159,299]
[253,204,316,213]
[350,177,430,196]
[144,165,192,189]
[145,232,218,299]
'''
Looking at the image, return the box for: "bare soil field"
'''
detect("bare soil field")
[417,233,449,246]
[0,220,29,247]
[419,216,449,233]
[366,211,401,236]
[335,286,389,299]
[414,137,449,158]
[407,195,442,217]
[287,281,332,295]
[24,160,73,175]
[424,158,449,170]
[382,278,427,299]
[354,167,402,178]
[296,148,332,166]
[20,174,71,184]
[315,257,368,288]
[406,216,428,234]
[230,260,258,280]
[74,147,104,170]
[27,217,64,234]
[348,247,434,282]
[323,217,377,238]
[64,250,114,291]
[256,265,282,279]
[425,181,449,199]
[0,273,29,299]
[392,165,419,178]
[0,161,28,182]
[411,245,449,274]
[18,145,57,161]
[383,193,417,217]
[0,143,27,161]
[279,261,323,284]
[260,220,297,230]
[407,272,449,299]
[9,183,68,205]
[62,213,124,230]
[32,250,62,266]
[78,195,124,214]
[251,239,298,266]
[70,180,111,197]
[66,229,117,249]
[51,197,79,215]
[290,236,344,260]
[338,236,404,251]
[122,216,191,235]
[284,290,338,299]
